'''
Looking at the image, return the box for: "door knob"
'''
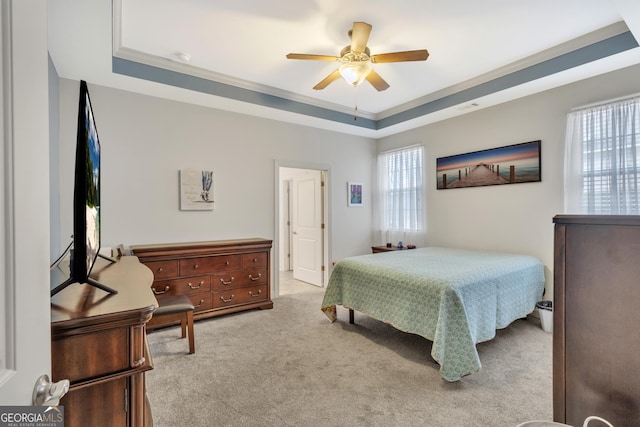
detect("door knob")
[32,374,69,406]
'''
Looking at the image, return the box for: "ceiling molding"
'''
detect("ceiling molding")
[108,0,639,136]
[111,1,376,121]
[112,56,379,130]
[379,28,639,129]
[378,22,632,119]
[112,23,638,133]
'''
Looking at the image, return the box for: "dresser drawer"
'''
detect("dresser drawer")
[213,284,268,309]
[212,272,239,290]
[179,255,241,275]
[189,292,212,313]
[145,260,178,280]
[52,327,130,382]
[242,268,267,286]
[242,252,268,269]
[212,268,267,291]
[151,275,211,296]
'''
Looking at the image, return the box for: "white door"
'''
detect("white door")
[292,170,323,286]
[0,1,53,404]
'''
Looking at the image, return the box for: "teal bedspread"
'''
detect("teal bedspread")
[321,247,545,381]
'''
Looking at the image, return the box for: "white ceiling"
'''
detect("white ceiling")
[47,0,640,138]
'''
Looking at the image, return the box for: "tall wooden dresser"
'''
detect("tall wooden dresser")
[553,215,640,426]
[51,256,157,427]
[130,238,273,326]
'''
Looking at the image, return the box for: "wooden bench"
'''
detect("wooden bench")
[149,295,195,354]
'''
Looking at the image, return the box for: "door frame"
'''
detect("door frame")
[274,160,331,297]
[0,0,52,403]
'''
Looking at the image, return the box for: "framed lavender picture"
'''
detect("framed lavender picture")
[348,182,363,207]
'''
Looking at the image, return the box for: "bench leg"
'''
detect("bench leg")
[349,309,354,324]
[180,318,187,338]
[186,310,195,354]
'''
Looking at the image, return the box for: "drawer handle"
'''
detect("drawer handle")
[157,267,164,273]
[219,277,235,285]
[194,299,205,308]
[193,264,199,270]
[249,273,262,281]
[132,357,146,368]
[252,258,258,263]
[152,285,170,295]
[220,294,234,303]
[249,290,262,297]
[188,281,204,290]
[225,261,230,266]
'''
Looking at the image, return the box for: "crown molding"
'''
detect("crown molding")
[378,21,631,119]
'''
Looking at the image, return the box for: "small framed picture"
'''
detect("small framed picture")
[347,182,363,207]
[180,169,214,211]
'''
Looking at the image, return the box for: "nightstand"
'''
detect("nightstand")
[371,246,414,253]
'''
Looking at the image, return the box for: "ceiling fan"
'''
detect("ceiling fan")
[286,21,429,91]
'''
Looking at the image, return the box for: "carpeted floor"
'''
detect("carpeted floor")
[146,275,552,426]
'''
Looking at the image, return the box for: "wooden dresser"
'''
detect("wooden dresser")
[51,256,157,427]
[130,238,273,326]
[553,215,640,426]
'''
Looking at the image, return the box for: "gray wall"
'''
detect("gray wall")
[56,79,377,270]
[378,63,640,295]
[55,63,640,298]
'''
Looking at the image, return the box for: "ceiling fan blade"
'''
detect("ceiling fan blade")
[313,69,342,90]
[365,69,390,91]
[350,22,372,53]
[286,53,339,61]
[371,49,429,63]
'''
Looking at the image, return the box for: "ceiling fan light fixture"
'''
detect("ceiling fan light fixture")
[286,21,427,91]
[339,61,372,86]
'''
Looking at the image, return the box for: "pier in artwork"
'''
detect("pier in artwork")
[442,163,515,188]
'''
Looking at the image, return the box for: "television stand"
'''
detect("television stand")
[51,256,156,427]
[51,255,118,297]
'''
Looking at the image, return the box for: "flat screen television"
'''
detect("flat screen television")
[51,80,116,297]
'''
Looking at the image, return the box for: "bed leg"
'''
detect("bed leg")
[349,309,354,324]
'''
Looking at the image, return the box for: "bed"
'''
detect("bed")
[321,247,545,381]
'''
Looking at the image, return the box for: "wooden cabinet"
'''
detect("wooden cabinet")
[553,215,640,426]
[130,238,273,327]
[51,256,157,427]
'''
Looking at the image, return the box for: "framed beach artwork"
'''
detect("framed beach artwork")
[348,182,363,207]
[436,140,541,190]
[179,169,214,210]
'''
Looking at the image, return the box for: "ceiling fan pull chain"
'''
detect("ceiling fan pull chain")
[353,86,358,121]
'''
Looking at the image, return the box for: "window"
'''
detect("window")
[564,96,640,214]
[375,145,425,245]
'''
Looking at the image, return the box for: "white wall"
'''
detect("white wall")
[48,55,60,263]
[378,63,640,296]
[56,79,376,269]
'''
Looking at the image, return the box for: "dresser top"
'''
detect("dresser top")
[553,214,640,226]
[130,238,273,258]
[51,256,156,328]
